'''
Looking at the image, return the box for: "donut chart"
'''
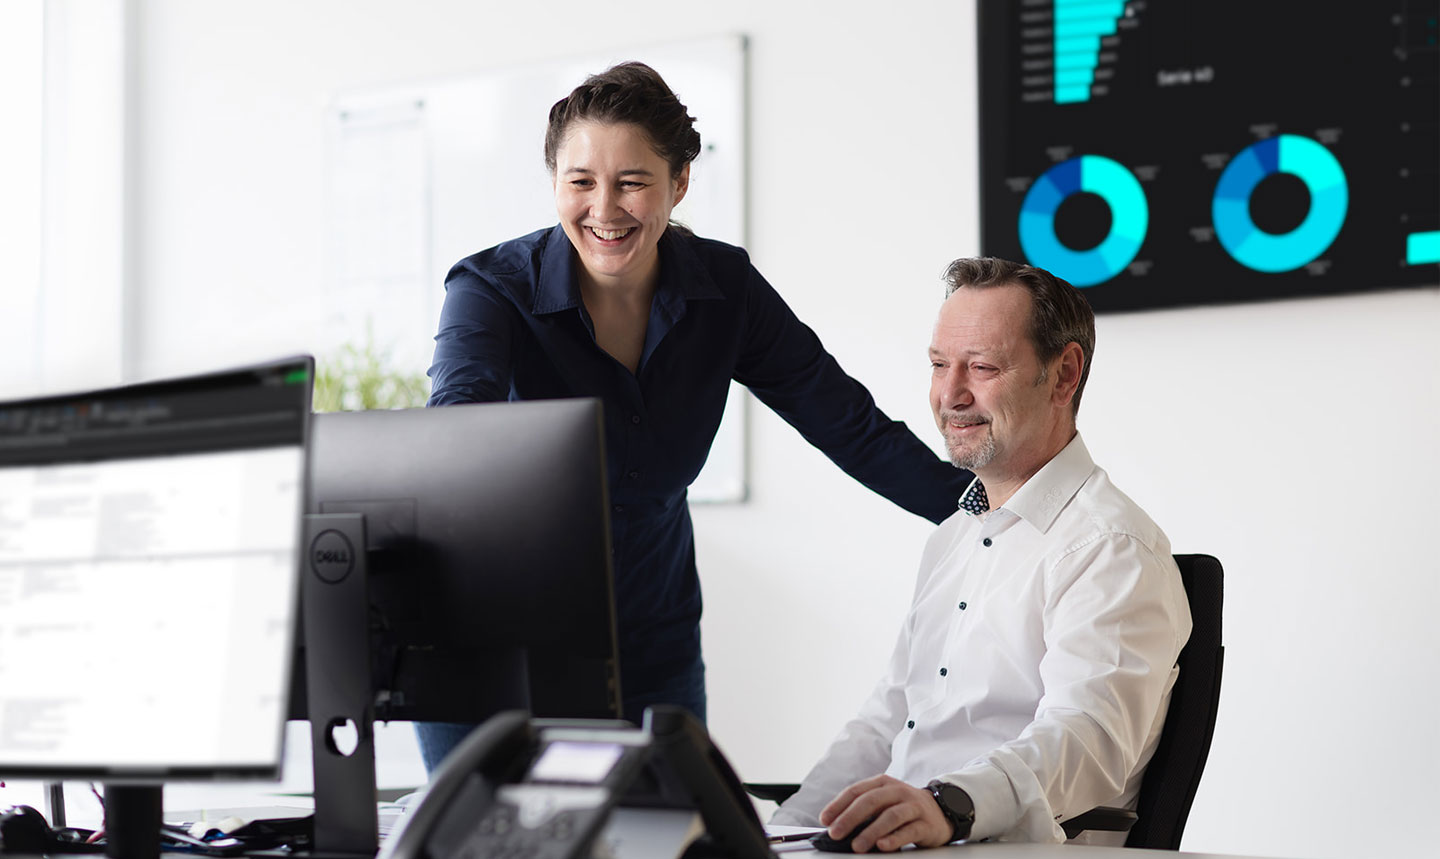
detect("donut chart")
[1212,134,1348,273]
[1018,155,1148,287]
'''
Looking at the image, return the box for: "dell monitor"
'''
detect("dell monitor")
[296,398,620,855]
[0,356,313,859]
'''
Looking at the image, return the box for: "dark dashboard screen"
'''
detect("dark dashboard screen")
[978,0,1440,312]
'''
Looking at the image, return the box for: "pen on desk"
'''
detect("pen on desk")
[768,830,823,843]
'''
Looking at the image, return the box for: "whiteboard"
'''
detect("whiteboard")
[323,35,748,502]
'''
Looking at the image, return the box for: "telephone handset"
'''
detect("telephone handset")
[380,706,775,859]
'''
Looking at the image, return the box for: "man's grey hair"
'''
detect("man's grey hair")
[941,257,1096,417]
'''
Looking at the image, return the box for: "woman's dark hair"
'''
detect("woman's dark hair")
[544,62,702,178]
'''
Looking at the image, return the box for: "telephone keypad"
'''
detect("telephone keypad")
[460,808,592,859]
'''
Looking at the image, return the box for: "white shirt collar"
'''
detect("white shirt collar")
[998,432,1095,534]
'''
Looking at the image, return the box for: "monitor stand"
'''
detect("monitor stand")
[298,513,534,858]
[303,513,381,858]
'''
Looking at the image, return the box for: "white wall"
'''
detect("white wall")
[0,0,44,392]
[0,0,126,401]
[116,2,1439,857]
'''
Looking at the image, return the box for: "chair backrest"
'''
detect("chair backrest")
[1125,553,1225,850]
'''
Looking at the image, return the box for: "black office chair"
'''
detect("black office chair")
[746,553,1224,851]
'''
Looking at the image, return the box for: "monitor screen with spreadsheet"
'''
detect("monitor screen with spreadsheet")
[0,356,312,779]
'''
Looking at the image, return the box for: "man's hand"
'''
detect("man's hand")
[818,774,955,852]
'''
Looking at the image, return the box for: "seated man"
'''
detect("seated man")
[770,257,1192,849]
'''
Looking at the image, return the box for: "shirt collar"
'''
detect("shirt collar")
[532,224,724,316]
[998,432,1096,534]
[534,225,582,314]
[658,228,725,302]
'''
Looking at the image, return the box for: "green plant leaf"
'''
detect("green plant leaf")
[313,325,430,412]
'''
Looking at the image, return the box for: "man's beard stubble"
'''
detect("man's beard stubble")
[942,412,998,471]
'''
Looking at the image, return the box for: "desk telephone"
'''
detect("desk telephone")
[380,706,775,859]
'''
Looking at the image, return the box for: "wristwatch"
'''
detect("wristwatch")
[926,779,976,843]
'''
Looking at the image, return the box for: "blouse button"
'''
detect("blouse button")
[982,537,993,547]
[939,667,948,676]
[958,601,967,611]
[907,720,915,729]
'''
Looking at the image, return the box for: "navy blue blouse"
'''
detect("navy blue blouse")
[428,225,971,703]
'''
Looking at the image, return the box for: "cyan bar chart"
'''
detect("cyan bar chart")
[1054,1,1127,103]
[1016,0,1138,106]
[1408,231,1440,265]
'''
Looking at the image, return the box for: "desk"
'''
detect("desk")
[0,844,1300,859]
[884,846,1291,859]
[0,833,1305,859]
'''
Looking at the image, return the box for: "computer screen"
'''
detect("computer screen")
[0,357,312,780]
[299,398,620,725]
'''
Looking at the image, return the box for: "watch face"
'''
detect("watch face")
[936,783,974,819]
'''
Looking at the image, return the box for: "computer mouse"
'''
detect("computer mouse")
[0,804,51,854]
[809,817,879,853]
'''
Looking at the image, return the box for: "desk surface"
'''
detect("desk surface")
[0,840,1309,859]
[783,845,1312,859]
[0,844,1304,859]
[910,845,1289,859]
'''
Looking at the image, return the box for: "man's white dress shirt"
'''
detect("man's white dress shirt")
[771,434,1192,844]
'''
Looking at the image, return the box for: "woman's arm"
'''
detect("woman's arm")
[427,267,523,406]
[733,265,970,524]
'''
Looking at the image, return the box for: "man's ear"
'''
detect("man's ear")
[1051,342,1085,409]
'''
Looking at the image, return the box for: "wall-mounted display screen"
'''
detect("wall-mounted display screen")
[978,0,1440,312]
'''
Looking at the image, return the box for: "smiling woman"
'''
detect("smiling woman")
[419,61,975,773]
[553,122,686,287]
[553,121,689,372]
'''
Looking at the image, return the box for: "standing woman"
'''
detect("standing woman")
[421,62,971,769]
